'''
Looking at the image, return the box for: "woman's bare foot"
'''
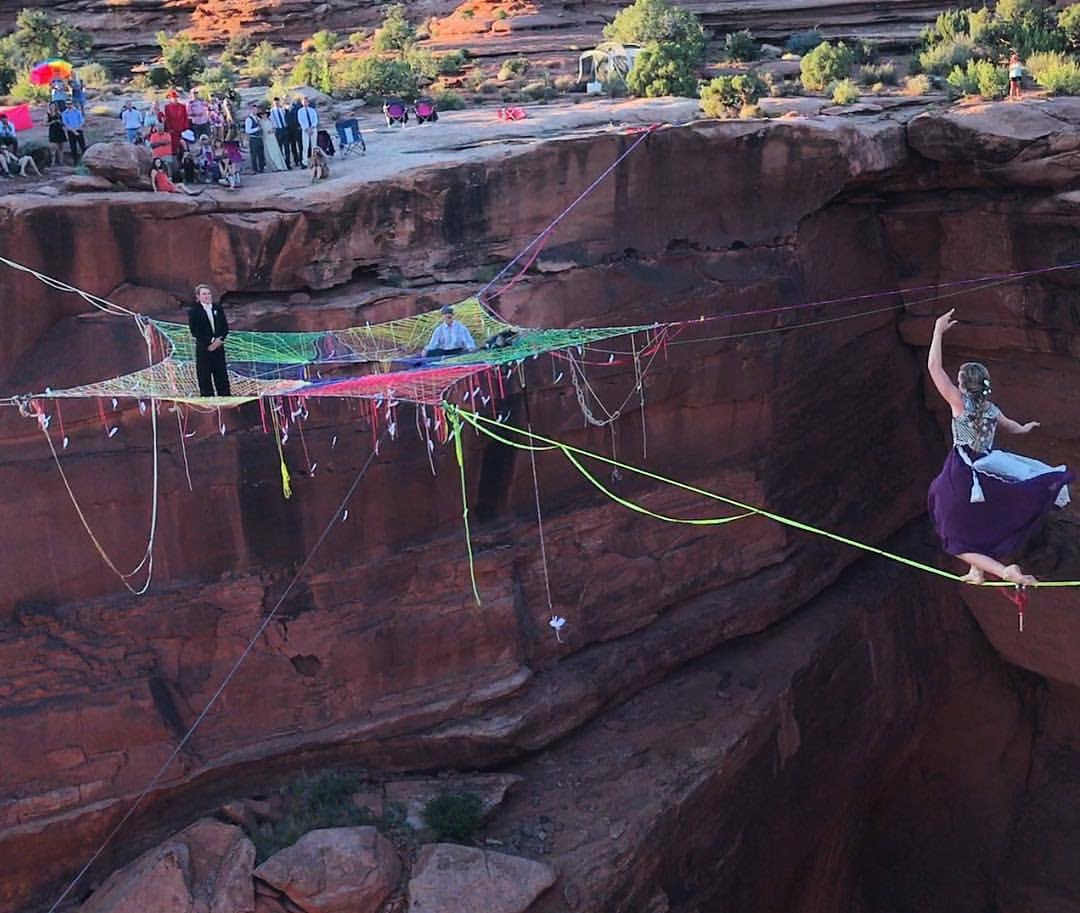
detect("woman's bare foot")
[960,566,985,584]
[1002,564,1037,586]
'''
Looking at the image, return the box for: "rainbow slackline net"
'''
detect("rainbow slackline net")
[25,297,653,407]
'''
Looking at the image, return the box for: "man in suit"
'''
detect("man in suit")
[188,283,231,396]
[285,98,303,170]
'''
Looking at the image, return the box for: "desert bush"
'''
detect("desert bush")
[946,58,1008,98]
[785,28,824,56]
[244,40,286,84]
[799,40,855,91]
[858,62,897,86]
[292,51,332,93]
[8,73,48,103]
[421,793,484,843]
[433,89,466,109]
[195,63,238,98]
[521,79,556,100]
[723,29,760,62]
[902,73,933,95]
[158,31,206,88]
[918,36,978,76]
[1060,4,1080,51]
[8,9,91,65]
[626,40,700,97]
[1028,50,1080,94]
[438,49,468,75]
[331,54,417,99]
[739,103,764,118]
[219,33,251,67]
[373,3,415,55]
[700,72,765,116]
[498,56,530,80]
[553,73,577,92]
[78,62,109,88]
[831,77,859,104]
[604,0,706,61]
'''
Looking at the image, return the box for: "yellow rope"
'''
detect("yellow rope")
[450,406,1080,589]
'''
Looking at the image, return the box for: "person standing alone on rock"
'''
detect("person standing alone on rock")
[1008,53,1025,100]
[188,284,231,397]
[926,308,1072,586]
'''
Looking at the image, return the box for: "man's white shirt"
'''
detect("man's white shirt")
[426,321,476,353]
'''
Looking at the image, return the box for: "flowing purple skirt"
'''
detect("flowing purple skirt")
[928,446,1073,559]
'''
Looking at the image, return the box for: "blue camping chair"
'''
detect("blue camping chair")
[334,118,366,156]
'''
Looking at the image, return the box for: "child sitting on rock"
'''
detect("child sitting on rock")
[310,145,330,183]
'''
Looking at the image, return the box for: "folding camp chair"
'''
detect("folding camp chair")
[334,118,366,156]
[414,98,439,124]
[383,99,408,127]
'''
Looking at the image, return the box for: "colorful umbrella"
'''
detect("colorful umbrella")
[29,59,73,86]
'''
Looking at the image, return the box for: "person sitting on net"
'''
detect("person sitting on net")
[423,305,477,357]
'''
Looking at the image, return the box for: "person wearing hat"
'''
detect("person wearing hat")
[164,89,190,156]
[244,103,266,174]
[423,305,477,357]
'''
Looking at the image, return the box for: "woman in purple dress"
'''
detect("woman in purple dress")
[927,309,1072,585]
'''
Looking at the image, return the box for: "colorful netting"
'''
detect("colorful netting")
[22,297,654,407]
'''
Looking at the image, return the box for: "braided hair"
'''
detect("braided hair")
[958,361,996,452]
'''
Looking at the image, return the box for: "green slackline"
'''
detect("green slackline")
[447,405,1080,590]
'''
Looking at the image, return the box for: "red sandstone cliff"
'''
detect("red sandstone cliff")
[1,100,1080,913]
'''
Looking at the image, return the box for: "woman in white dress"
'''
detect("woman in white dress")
[261,111,288,172]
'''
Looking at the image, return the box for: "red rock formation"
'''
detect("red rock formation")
[2,101,1080,913]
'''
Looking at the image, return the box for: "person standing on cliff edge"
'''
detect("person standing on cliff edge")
[188,284,231,397]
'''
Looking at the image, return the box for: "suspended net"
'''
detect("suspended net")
[19,297,654,407]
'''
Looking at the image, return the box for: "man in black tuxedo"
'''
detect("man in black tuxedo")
[188,283,231,396]
[285,98,303,171]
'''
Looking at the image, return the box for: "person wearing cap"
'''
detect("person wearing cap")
[423,305,477,357]
[244,103,266,174]
[164,89,189,156]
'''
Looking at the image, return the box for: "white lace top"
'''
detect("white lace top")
[951,400,1000,454]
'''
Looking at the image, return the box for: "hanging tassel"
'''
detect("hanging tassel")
[270,401,292,500]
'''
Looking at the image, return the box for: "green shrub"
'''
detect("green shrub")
[763,71,800,97]
[723,29,760,62]
[831,77,860,104]
[244,40,286,83]
[946,58,1008,99]
[700,72,765,116]
[785,29,824,56]
[494,8,509,19]
[604,0,706,61]
[348,29,369,49]
[78,62,110,88]
[1028,51,1080,94]
[219,33,251,68]
[308,30,340,54]
[902,73,933,95]
[995,0,1066,57]
[373,3,416,55]
[626,40,700,97]
[799,40,855,91]
[461,8,475,18]
[252,770,377,863]
[1060,4,1080,51]
[421,792,484,843]
[739,103,764,118]
[331,54,418,99]
[521,79,557,100]
[918,36,977,76]
[406,48,440,79]
[148,66,171,89]
[292,51,333,93]
[858,62,897,86]
[195,63,238,98]
[8,73,48,103]
[157,31,207,88]
[438,49,468,75]
[433,89,466,109]
[601,75,628,97]
[9,9,91,65]
[498,56,530,80]
[553,73,577,92]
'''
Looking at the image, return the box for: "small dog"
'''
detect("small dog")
[0,147,42,178]
[310,146,330,183]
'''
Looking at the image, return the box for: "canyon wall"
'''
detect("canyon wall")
[1,101,1080,912]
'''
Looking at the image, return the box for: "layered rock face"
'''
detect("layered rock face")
[1,100,1080,913]
[0,0,951,65]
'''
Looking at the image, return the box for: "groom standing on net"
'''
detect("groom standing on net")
[188,283,231,397]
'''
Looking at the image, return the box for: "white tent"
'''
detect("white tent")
[577,42,642,85]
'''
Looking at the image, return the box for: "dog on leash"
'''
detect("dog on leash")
[0,147,42,178]
[310,146,330,183]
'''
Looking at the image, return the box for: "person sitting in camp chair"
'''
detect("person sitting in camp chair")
[335,117,366,156]
[383,99,408,128]
[414,98,438,124]
[423,305,477,357]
